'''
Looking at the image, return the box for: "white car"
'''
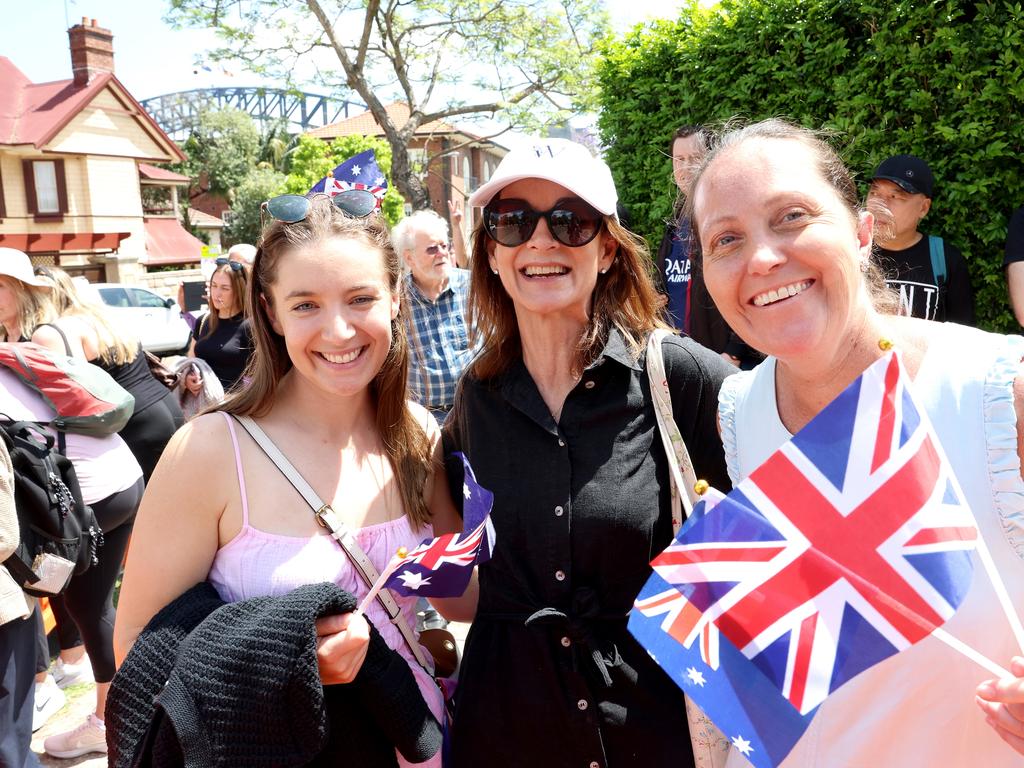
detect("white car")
[79,282,192,355]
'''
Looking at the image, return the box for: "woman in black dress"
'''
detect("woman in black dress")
[431,140,732,767]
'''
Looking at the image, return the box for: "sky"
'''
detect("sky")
[0,0,687,103]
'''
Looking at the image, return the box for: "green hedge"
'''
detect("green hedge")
[596,0,1024,331]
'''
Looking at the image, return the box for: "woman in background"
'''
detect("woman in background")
[34,267,184,482]
[188,258,253,391]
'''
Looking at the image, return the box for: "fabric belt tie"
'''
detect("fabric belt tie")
[521,587,626,689]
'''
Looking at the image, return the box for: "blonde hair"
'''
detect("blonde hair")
[464,213,670,382]
[200,262,249,340]
[218,197,433,528]
[0,276,57,342]
[38,268,138,365]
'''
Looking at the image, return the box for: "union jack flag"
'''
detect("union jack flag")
[629,351,978,766]
[383,452,495,597]
[309,149,388,201]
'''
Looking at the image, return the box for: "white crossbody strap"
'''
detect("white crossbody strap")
[646,329,701,535]
[645,332,732,767]
[231,414,431,670]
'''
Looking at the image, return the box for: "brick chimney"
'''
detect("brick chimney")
[68,18,114,87]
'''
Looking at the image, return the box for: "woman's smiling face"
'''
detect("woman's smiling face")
[693,136,874,363]
[264,234,399,400]
[487,179,614,324]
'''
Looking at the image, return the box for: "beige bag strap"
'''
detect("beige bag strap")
[646,329,701,534]
[231,414,432,671]
[644,331,731,768]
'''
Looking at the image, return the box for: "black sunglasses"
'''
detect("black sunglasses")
[483,197,603,248]
[214,257,244,272]
[262,190,379,225]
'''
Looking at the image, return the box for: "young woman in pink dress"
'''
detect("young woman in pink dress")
[115,196,458,767]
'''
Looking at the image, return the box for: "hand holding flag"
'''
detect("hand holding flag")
[628,351,1018,767]
[357,452,494,613]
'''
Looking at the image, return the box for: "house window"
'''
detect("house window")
[34,162,59,213]
[22,158,68,220]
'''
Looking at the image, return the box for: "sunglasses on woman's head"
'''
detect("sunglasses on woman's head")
[483,197,603,248]
[262,189,379,226]
[214,258,244,272]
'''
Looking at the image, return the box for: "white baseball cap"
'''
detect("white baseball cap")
[0,248,51,289]
[469,138,618,216]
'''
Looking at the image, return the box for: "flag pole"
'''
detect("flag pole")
[932,627,1010,678]
[356,547,408,615]
[972,533,1024,655]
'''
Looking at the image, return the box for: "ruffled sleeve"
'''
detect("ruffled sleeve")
[984,334,1024,560]
[717,369,753,486]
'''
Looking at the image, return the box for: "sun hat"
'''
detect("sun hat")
[469,138,618,216]
[0,248,51,289]
[872,154,935,199]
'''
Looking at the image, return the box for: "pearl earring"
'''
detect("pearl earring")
[600,268,608,274]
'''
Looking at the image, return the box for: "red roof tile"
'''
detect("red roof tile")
[138,163,190,182]
[0,57,184,161]
[142,217,204,265]
[307,102,457,140]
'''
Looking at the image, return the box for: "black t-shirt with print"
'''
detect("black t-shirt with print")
[875,234,974,325]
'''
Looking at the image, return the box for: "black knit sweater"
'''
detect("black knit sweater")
[107,582,442,767]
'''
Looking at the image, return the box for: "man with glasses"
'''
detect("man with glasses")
[392,210,474,425]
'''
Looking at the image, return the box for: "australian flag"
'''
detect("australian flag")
[383,452,495,597]
[629,351,978,767]
[308,149,388,201]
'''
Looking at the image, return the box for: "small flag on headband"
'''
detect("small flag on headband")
[308,149,388,201]
[382,452,495,597]
[629,351,979,767]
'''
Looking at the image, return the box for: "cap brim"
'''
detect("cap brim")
[469,172,617,216]
[873,174,924,197]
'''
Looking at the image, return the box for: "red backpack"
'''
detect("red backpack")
[0,343,134,436]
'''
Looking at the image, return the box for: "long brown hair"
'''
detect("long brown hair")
[200,262,249,339]
[464,212,670,382]
[218,197,433,527]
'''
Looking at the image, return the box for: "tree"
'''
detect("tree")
[223,167,288,246]
[596,0,1024,331]
[179,109,262,201]
[168,0,609,210]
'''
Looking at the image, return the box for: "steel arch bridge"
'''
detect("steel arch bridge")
[139,87,364,140]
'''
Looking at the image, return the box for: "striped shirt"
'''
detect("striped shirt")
[405,268,475,409]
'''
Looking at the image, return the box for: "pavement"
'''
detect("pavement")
[31,619,470,766]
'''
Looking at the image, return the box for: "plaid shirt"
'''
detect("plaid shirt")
[405,268,475,409]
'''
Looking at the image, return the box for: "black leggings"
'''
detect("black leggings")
[44,478,144,683]
[120,390,184,483]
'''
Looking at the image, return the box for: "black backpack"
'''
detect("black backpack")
[1,419,102,597]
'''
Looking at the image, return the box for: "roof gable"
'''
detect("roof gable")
[0,57,183,162]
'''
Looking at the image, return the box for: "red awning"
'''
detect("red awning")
[0,231,130,252]
[142,217,204,266]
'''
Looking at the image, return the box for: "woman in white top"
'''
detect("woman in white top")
[0,366,143,760]
[688,119,1024,764]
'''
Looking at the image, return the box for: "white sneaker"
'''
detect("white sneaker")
[53,653,94,688]
[43,713,108,759]
[32,674,66,732]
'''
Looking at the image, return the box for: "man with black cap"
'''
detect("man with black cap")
[868,154,975,325]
